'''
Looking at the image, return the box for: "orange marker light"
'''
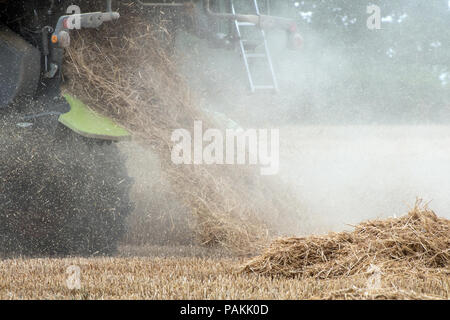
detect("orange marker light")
[51,35,58,44]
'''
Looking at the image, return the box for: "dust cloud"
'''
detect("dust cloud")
[119,1,449,242]
[279,125,450,234]
[166,3,450,237]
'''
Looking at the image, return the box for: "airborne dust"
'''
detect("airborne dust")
[120,3,450,249]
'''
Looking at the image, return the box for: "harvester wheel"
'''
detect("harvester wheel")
[0,118,133,256]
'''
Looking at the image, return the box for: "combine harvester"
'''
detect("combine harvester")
[0,0,301,256]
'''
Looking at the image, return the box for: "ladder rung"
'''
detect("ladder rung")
[242,40,263,50]
[242,40,262,43]
[245,53,266,58]
[237,22,256,26]
[253,85,275,90]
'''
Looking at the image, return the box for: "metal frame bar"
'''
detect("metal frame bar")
[136,0,187,7]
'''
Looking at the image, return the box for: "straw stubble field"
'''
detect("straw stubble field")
[1,205,448,300]
[0,256,448,300]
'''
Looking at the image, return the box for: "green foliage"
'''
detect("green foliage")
[275,0,449,123]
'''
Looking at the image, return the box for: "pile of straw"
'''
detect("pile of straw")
[63,4,297,255]
[242,201,450,278]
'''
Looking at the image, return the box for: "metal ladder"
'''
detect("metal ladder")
[231,0,279,93]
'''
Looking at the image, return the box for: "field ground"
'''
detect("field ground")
[0,246,448,300]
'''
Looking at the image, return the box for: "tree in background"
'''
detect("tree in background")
[271,0,449,122]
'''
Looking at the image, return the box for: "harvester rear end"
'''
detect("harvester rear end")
[0,0,300,256]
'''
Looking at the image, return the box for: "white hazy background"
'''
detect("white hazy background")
[174,26,449,235]
[279,125,450,234]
